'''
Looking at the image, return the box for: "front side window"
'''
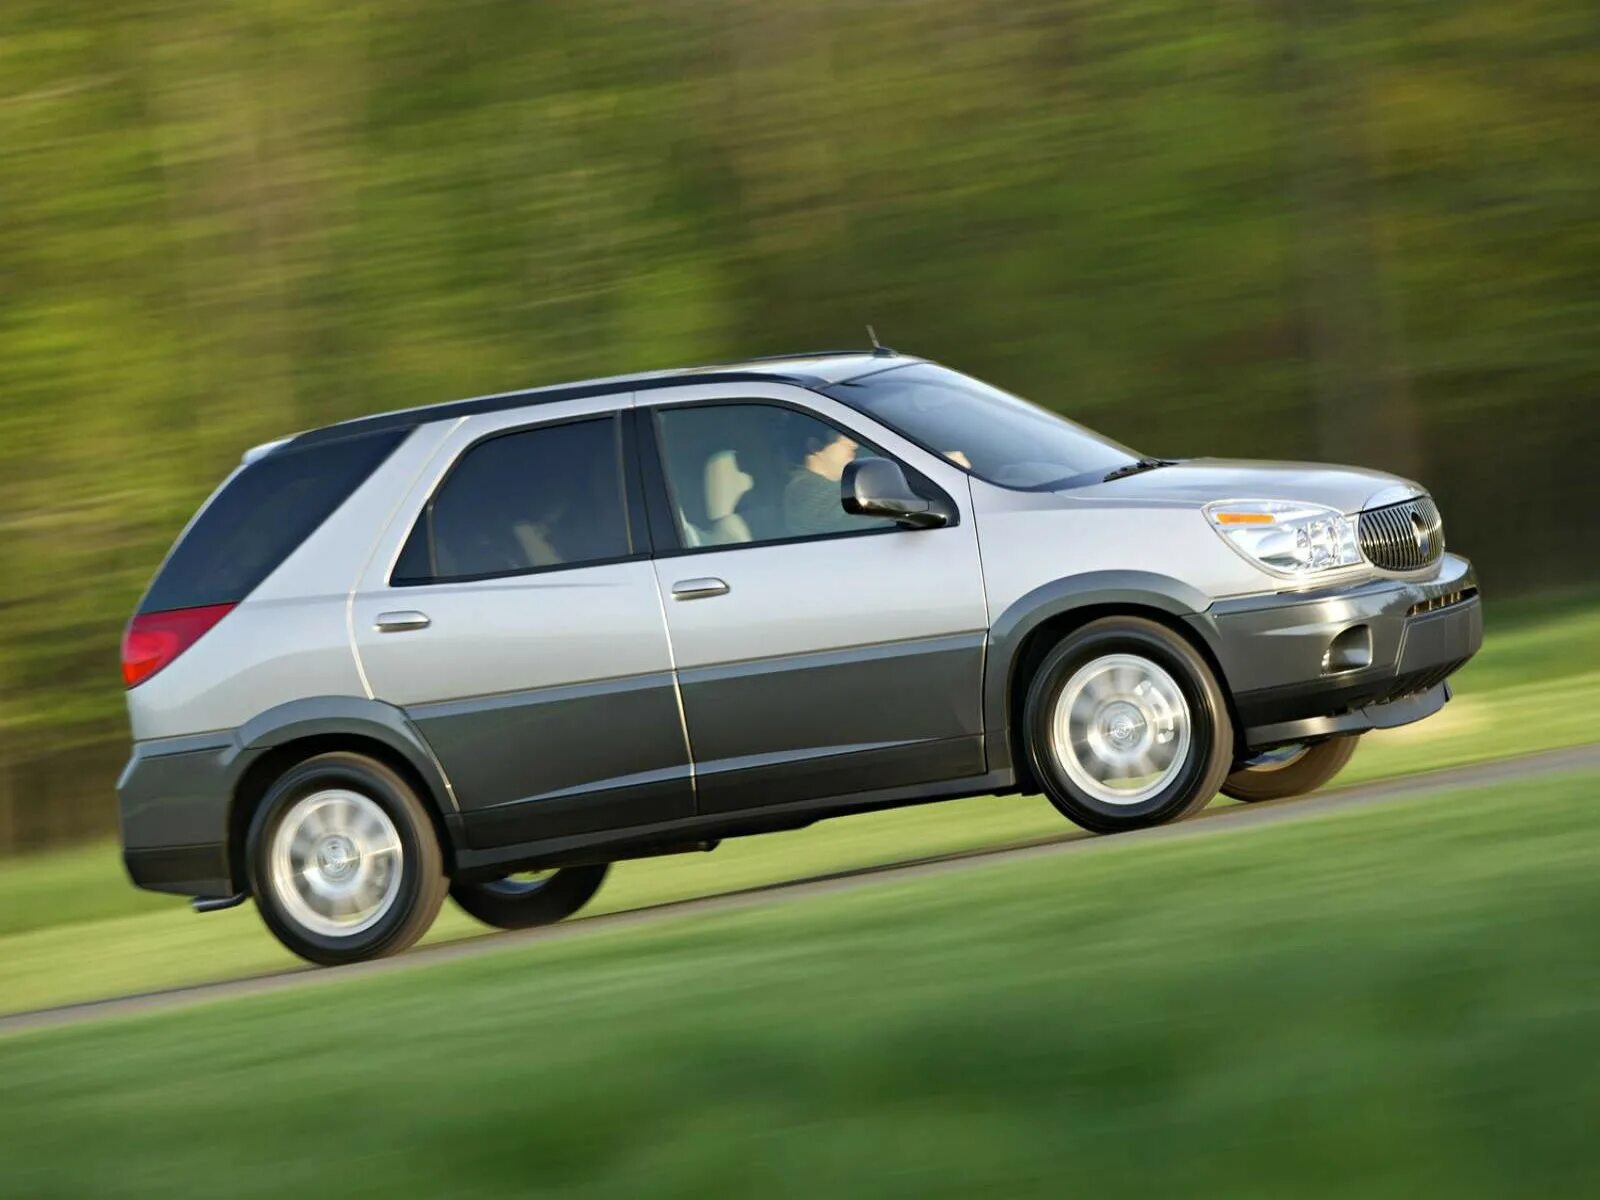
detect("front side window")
[394,416,630,583]
[822,363,1139,490]
[654,404,896,549]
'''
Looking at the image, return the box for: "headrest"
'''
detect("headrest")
[704,450,754,521]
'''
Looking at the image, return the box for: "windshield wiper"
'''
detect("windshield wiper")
[1103,457,1177,482]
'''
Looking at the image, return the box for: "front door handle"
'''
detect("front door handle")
[374,610,431,633]
[671,577,730,601]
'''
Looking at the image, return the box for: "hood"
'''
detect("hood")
[1076,457,1420,515]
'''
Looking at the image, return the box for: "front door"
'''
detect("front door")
[642,388,990,814]
[352,401,694,848]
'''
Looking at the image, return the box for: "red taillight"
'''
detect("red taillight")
[121,603,236,688]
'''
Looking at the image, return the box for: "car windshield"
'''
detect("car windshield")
[821,363,1139,490]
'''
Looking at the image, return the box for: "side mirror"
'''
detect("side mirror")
[841,458,948,529]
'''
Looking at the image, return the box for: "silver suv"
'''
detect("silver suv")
[118,352,1482,964]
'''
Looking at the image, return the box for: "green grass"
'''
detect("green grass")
[2,771,1597,1197]
[0,596,1595,1015]
[0,840,172,939]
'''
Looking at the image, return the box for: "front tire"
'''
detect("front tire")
[1023,617,1234,834]
[1222,735,1361,803]
[451,864,609,930]
[246,752,447,966]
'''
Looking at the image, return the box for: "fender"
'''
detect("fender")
[232,695,458,815]
[119,696,460,899]
[982,571,1213,773]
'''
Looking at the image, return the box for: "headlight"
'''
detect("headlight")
[1204,500,1363,576]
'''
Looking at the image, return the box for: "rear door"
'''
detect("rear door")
[640,383,990,813]
[351,396,693,849]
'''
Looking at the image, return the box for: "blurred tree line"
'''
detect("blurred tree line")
[0,0,1594,846]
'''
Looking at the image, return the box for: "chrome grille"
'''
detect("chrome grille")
[1358,495,1444,572]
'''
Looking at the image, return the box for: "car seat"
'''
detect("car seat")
[703,450,754,545]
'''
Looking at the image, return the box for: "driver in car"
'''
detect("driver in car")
[782,428,865,535]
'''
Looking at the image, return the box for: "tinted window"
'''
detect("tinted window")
[822,363,1138,490]
[395,417,631,583]
[655,404,895,548]
[140,430,406,614]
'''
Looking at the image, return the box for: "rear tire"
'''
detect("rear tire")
[1022,617,1234,834]
[246,752,447,967]
[1222,735,1361,803]
[451,864,609,930]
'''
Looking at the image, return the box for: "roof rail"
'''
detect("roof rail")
[693,348,889,368]
[281,350,909,451]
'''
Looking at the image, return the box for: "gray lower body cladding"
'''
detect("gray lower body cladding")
[1189,553,1482,750]
[674,633,986,814]
[409,671,696,850]
[449,632,986,846]
[118,733,238,897]
[119,634,989,897]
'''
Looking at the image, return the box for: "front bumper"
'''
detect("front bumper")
[1188,553,1482,751]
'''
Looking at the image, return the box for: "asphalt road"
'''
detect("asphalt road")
[2,743,1595,1038]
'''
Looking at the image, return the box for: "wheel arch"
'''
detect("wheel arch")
[226,697,460,892]
[982,572,1241,788]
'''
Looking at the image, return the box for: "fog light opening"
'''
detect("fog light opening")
[1322,625,1372,674]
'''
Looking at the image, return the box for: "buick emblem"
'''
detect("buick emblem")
[1410,512,1430,555]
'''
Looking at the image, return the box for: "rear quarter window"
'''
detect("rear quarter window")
[139,429,407,614]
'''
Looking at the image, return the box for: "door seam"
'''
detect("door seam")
[345,416,469,810]
[648,563,699,811]
[345,415,468,700]
[966,476,996,771]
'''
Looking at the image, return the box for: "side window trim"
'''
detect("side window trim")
[630,406,678,555]
[610,411,649,556]
[648,406,698,553]
[423,487,439,579]
[389,410,644,587]
[638,396,958,560]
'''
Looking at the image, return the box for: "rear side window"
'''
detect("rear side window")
[393,416,632,584]
[140,429,407,614]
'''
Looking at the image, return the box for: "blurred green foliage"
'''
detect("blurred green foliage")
[0,0,1594,768]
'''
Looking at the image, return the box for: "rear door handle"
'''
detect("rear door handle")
[670,577,730,601]
[374,610,431,632]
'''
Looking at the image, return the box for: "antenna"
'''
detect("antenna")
[866,324,894,357]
